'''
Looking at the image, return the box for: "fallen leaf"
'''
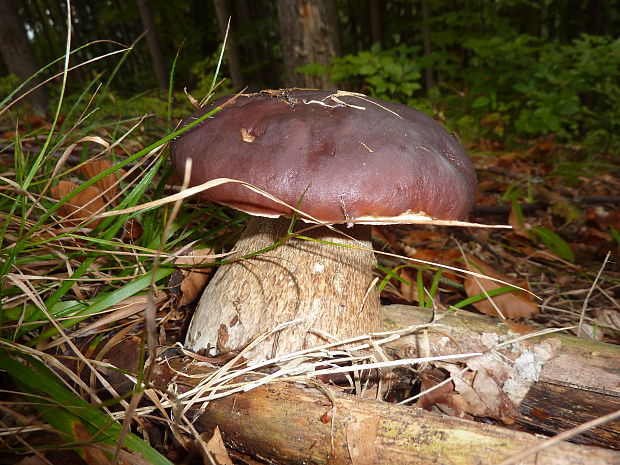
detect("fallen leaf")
[444,354,519,424]
[508,206,531,240]
[78,159,123,204]
[173,249,215,306]
[205,426,233,465]
[50,180,105,227]
[505,321,537,335]
[592,308,620,332]
[411,249,463,284]
[417,368,463,417]
[122,218,144,241]
[397,268,419,303]
[72,421,113,465]
[464,255,539,319]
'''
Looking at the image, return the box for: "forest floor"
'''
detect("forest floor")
[375,138,620,345]
[1,112,619,463]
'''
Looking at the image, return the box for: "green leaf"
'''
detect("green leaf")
[21,266,173,343]
[610,226,620,247]
[452,285,519,309]
[533,226,575,262]
[472,95,490,108]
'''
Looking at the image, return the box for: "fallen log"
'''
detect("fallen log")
[383,304,620,449]
[152,306,620,465]
[151,354,619,465]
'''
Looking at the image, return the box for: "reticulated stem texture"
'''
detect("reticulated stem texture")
[185,217,382,362]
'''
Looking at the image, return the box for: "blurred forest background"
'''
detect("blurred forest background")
[2,0,620,156]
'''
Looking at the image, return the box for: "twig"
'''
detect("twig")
[497,408,620,465]
[577,251,611,337]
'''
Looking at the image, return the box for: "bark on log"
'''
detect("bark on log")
[152,355,620,465]
[383,305,619,397]
[383,305,620,449]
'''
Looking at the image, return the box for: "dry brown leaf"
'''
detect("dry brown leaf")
[417,368,463,416]
[411,249,463,284]
[50,180,105,227]
[174,249,215,306]
[121,218,144,241]
[464,255,539,319]
[508,206,531,240]
[444,355,519,424]
[397,268,419,303]
[78,159,123,204]
[505,320,538,335]
[205,426,233,465]
[593,308,620,332]
[72,421,114,465]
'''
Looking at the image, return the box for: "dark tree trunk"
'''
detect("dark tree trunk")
[421,0,434,92]
[236,0,265,88]
[585,0,603,35]
[23,0,55,64]
[276,0,340,89]
[369,0,382,46]
[213,0,244,90]
[136,0,168,90]
[0,0,48,115]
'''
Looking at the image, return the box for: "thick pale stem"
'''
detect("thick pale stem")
[185,217,382,362]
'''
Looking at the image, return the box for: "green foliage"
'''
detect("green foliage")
[461,33,620,147]
[300,30,620,152]
[0,74,20,99]
[0,35,235,460]
[532,226,575,263]
[510,202,575,263]
[377,263,445,309]
[332,43,422,104]
[610,226,620,248]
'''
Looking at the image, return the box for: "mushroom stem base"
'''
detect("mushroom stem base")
[185,217,382,362]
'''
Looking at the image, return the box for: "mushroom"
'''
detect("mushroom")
[171,89,476,362]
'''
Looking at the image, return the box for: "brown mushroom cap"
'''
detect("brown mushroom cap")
[171,90,477,222]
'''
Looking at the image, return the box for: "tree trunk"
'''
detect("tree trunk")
[235,0,265,88]
[276,0,340,89]
[0,0,48,115]
[213,0,244,90]
[185,217,382,363]
[136,0,168,90]
[420,0,434,92]
[369,0,381,46]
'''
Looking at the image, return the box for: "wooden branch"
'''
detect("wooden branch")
[382,305,620,449]
[144,304,620,464]
[152,355,620,465]
[470,196,620,217]
[383,304,620,395]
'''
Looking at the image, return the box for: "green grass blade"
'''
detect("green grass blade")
[451,285,518,309]
[0,350,173,465]
[22,266,172,344]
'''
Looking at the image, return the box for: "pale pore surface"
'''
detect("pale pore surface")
[185,217,382,362]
